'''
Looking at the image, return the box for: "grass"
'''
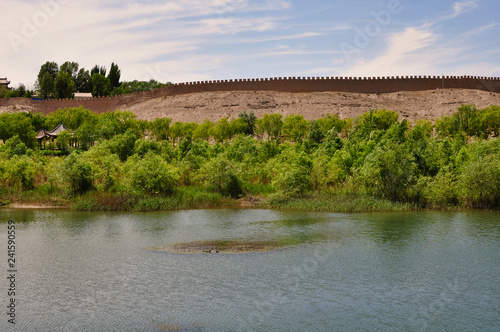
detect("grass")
[262,191,417,213]
[73,187,230,212]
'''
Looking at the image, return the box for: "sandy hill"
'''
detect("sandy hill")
[123,89,500,123]
[2,88,500,122]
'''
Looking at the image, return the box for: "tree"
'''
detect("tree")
[75,68,91,93]
[210,117,233,142]
[238,111,257,135]
[55,71,76,99]
[131,153,178,194]
[62,153,94,195]
[37,61,58,85]
[91,65,106,77]
[257,113,283,139]
[150,117,171,141]
[193,120,214,140]
[59,61,79,81]
[90,73,111,97]
[39,72,55,99]
[56,131,71,150]
[197,155,243,198]
[108,62,121,89]
[283,114,308,142]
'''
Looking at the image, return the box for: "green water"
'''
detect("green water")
[0,209,499,331]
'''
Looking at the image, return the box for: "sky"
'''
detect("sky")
[1,0,499,89]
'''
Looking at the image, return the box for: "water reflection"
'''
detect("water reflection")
[0,208,498,331]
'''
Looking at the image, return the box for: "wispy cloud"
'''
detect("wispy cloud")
[341,26,439,76]
[452,0,479,17]
[0,0,498,87]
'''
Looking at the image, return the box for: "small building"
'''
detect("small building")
[0,77,10,90]
[36,124,75,149]
[74,92,92,99]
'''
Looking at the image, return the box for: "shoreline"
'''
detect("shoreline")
[0,196,470,213]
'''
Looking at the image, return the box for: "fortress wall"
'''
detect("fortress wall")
[2,76,499,114]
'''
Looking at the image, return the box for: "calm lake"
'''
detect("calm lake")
[1,208,499,331]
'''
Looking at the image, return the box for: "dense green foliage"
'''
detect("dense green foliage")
[1,105,500,211]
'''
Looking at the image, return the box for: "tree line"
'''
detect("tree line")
[36,61,122,98]
[1,105,500,211]
[1,61,170,99]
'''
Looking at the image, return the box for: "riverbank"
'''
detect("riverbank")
[1,191,418,213]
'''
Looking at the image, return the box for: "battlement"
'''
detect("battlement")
[1,75,499,114]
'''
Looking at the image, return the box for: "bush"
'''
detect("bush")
[269,149,313,197]
[5,155,36,190]
[197,156,243,198]
[458,154,500,209]
[357,142,416,200]
[131,153,178,194]
[62,153,94,195]
[2,136,27,157]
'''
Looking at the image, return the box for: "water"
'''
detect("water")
[0,209,499,331]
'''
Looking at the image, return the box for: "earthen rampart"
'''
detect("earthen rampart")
[1,75,499,114]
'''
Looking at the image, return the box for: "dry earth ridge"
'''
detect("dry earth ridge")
[2,88,500,122]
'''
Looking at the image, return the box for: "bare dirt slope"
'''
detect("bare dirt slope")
[2,88,500,122]
[122,89,500,123]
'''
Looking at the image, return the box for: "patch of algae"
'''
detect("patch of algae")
[146,240,285,254]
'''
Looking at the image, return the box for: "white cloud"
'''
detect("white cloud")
[0,0,292,85]
[452,0,479,18]
[341,27,439,77]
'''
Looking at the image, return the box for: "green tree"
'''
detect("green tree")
[193,120,214,140]
[75,68,91,93]
[0,113,36,148]
[37,61,58,84]
[55,71,76,99]
[283,114,308,142]
[91,65,107,77]
[238,111,257,135]
[108,62,121,89]
[131,153,178,194]
[59,61,79,81]
[39,72,55,99]
[257,113,283,139]
[210,118,233,142]
[108,129,138,161]
[197,155,243,198]
[56,131,71,150]
[2,135,27,157]
[269,149,313,197]
[90,73,111,97]
[358,142,416,201]
[75,122,96,150]
[6,155,35,190]
[62,153,94,195]
[150,117,171,141]
[458,154,500,209]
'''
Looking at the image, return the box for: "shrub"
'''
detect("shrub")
[357,142,416,200]
[282,114,308,142]
[269,149,313,197]
[197,156,243,198]
[2,136,27,157]
[458,154,500,209]
[62,153,94,195]
[131,153,179,194]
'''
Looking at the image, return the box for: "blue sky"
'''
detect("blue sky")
[1,0,499,88]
